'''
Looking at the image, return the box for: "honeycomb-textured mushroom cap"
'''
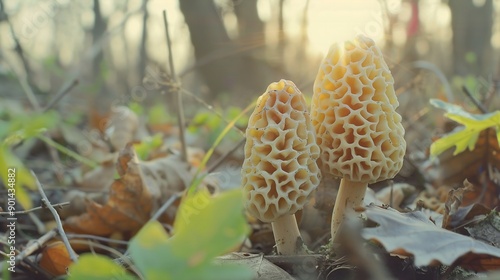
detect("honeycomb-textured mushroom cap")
[242,80,321,223]
[311,35,406,184]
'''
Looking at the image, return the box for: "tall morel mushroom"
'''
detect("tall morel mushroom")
[242,79,321,255]
[311,35,406,242]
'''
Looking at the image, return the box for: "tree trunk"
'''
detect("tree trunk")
[92,0,106,76]
[179,0,240,97]
[233,0,270,92]
[139,0,148,82]
[448,0,493,77]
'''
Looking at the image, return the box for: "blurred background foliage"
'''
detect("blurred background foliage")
[0,0,498,108]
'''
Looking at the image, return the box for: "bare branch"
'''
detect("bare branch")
[31,171,79,263]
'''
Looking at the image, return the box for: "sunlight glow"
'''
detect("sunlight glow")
[306,0,391,54]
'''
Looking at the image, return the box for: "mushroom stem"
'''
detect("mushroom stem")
[330,179,368,243]
[271,214,304,255]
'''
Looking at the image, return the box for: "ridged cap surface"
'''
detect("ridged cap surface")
[242,80,321,222]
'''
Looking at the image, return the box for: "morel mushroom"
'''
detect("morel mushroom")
[242,79,321,254]
[311,35,406,242]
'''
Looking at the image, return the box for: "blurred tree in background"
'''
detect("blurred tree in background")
[0,0,499,112]
[448,0,494,77]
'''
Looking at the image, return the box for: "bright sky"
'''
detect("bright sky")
[305,0,388,53]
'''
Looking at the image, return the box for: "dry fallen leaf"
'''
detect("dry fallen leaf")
[442,180,474,229]
[59,190,107,219]
[64,144,190,236]
[424,129,499,186]
[105,106,139,151]
[423,128,500,209]
[39,241,73,276]
[361,205,500,269]
[448,203,491,230]
[466,212,500,249]
[79,159,116,191]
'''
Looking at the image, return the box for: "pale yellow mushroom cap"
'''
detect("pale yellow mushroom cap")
[311,35,406,184]
[242,79,321,223]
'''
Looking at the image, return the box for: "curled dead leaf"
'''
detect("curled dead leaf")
[39,241,73,277]
[64,144,191,236]
[442,180,474,229]
[105,106,139,151]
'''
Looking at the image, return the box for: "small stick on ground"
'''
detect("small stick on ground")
[43,79,79,112]
[0,202,69,215]
[65,234,130,245]
[123,192,181,257]
[462,85,488,113]
[15,229,57,263]
[207,138,245,173]
[149,192,181,222]
[163,10,188,163]
[31,171,79,263]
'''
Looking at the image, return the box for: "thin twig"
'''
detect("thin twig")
[462,85,488,113]
[15,229,57,262]
[43,79,79,112]
[2,0,33,84]
[65,234,129,245]
[16,74,40,110]
[26,211,46,234]
[0,202,69,215]
[181,88,245,137]
[123,192,181,257]
[163,10,188,163]
[149,192,181,222]
[37,135,99,168]
[31,171,79,262]
[207,138,245,173]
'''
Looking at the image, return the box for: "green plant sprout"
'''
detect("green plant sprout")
[188,106,248,144]
[133,133,163,160]
[188,100,255,195]
[429,99,500,157]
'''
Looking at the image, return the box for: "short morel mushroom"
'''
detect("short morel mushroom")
[242,79,321,255]
[311,35,406,242]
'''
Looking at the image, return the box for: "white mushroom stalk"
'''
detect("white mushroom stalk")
[310,35,406,243]
[242,79,321,255]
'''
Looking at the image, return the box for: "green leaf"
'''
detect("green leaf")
[129,189,252,280]
[148,104,171,125]
[191,111,211,126]
[134,133,163,160]
[172,189,250,265]
[11,111,59,138]
[429,99,500,157]
[128,102,144,116]
[67,254,137,280]
[128,222,173,280]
